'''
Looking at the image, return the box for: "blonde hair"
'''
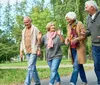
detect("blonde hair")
[46,22,55,31]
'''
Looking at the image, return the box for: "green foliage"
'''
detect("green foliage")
[30,7,52,34]
[0,43,18,63]
[75,0,86,22]
[86,37,92,59]
[0,32,19,62]
[1,0,99,62]
[15,0,27,15]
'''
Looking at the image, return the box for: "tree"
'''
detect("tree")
[3,0,14,30]
[75,0,87,22]
[0,32,18,62]
[30,7,52,34]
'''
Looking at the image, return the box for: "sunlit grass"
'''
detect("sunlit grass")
[0,66,93,85]
[0,58,93,67]
[0,67,72,85]
[0,58,93,85]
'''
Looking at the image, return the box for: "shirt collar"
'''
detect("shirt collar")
[91,13,96,20]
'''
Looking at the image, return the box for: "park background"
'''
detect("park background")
[0,0,99,85]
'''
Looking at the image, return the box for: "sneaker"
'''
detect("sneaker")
[56,82,61,85]
[49,83,54,85]
[69,82,75,85]
[82,82,88,85]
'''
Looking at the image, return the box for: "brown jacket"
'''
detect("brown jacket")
[67,21,86,64]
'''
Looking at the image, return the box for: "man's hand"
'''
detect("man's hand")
[97,36,100,38]
[37,50,41,56]
[37,32,42,45]
[37,32,42,39]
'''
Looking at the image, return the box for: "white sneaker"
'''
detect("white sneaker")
[69,82,75,85]
[82,82,88,85]
[49,83,54,85]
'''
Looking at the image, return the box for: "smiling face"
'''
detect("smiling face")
[46,22,56,32]
[85,4,97,15]
[85,4,93,14]
[66,17,75,24]
[24,17,32,29]
[49,25,56,32]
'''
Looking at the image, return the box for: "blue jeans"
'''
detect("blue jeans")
[92,45,100,84]
[24,54,41,85]
[70,48,87,85]
[47,58,62,84]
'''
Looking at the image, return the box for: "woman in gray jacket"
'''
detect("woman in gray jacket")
[38,22,64,85]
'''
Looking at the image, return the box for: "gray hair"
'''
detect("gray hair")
[65,12,76,20]
[24,16,32,21]
[85,0,98,10]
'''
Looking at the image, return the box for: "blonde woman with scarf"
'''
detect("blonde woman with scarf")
[38,22,64,85]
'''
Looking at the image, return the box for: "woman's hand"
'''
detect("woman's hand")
[81,31,86,37]
[71,38,79,44]
[65,37,69,45]
[57,29,61,35]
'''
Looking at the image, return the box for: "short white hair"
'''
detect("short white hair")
[65,12,76,20]
[85,0,98,10]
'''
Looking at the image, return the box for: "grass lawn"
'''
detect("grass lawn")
[0,67,73,85]
[0,67,93,85]
[0,59,70,67]
[0,58,93,67]
[0,58,93,85]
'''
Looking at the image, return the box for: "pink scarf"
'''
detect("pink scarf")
[47,31,57,49]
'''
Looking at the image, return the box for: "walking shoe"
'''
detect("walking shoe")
[56,82,61,85]
[82,82,88,85]
[69,82,75,85]
[49,83,54,85]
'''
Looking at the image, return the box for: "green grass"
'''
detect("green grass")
[0,67,72,85]
[0,59,70,67]
[0,66,93,85]
[0,69,26,85]
[0,58,93,67]
[0,58,93,85]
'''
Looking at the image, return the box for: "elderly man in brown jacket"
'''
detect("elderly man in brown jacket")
[65,12,88,85]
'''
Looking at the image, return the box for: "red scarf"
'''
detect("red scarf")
[69,25,79,48]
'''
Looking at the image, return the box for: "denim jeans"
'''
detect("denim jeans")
[47,58,62,84]
[24,54,41,85]
[92,45,100,84]
[70,48,87,85]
